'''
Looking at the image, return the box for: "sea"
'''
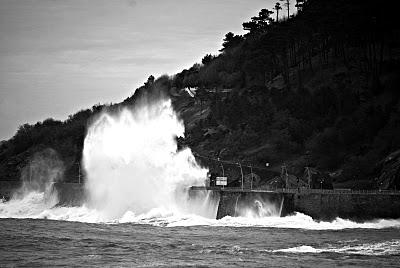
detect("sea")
[1,192,400,267]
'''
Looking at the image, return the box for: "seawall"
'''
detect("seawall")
[0,181,21,200]
[52,182,86,206]
[0,181,86,206]
[293,191,400,221]
[190,187,400,221]
[3,182,400,221]
[216,190,294,219]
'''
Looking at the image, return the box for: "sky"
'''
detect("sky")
[0,0,276,140]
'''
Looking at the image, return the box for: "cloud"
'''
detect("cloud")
[125,0,136,7]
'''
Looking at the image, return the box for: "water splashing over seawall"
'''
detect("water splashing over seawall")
[83,98,211,220]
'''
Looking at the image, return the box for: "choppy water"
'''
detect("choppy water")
[1,217,400,267]
[1,189,400,267]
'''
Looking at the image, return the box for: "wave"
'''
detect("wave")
[2,192,400,230]
[272,240,400,256]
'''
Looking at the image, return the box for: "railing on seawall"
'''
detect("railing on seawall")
[292,188,400,195]
[189,186,400,195]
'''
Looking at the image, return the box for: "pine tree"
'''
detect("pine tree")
[274,2,282,22]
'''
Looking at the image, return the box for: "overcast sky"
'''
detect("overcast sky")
[0,0,276,140]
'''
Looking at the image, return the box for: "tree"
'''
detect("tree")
[243,9,274,33]
[144,75,155,87]
[202,54,215,65]
[220,32,243,51]
[255,9,274,28]
[280,0,290,19]
[274,2,282,22]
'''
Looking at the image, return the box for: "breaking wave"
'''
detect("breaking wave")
[2,195,400,230]
[82,98,212,220]
[271,240,400,256]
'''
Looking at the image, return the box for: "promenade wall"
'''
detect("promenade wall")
[208,187,400,221]
[3,182,400,221]
[52,182,86,206]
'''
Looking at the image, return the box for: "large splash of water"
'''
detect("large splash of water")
[83,98,211,220]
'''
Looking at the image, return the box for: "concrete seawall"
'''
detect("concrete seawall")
[191,187,400,221]
[216,190,294,219]
[0,181,86,206]
[0,181,21,200]
[3,182,400,221]
[52,182,86,206]
[293,191,400,221]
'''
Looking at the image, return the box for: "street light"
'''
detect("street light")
[218,158,225,177]
[250,165,254,190]
[29,160,37,184]
[76,162,81,184]
[238,162,244,191]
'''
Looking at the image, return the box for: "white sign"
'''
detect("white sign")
[216,177,227,186]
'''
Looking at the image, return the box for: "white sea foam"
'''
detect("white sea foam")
[2,190,400,230]
[0,191,57,219]
[2,193,400,230]
[272,240,400,255]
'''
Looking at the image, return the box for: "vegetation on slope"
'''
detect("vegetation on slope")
[1,0,399,189]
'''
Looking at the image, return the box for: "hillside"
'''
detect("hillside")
[1,0,400,189]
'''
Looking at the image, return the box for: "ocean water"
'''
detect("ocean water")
[1,192,400,268]
[1,215,400,267]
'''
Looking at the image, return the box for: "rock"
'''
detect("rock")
[375,150,400,189]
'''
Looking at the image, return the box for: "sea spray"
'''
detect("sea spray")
[234,193,282,218]
[15,148,64,198]
[0,148,63,218]
[83,98,211,220]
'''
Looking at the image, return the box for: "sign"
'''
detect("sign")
[216,177,227,186]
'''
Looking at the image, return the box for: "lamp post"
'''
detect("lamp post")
[29,163,32,184]
[281,165,288,189]
[76,162,81,184]
[250,165,254,190]
[28,160,37,184]
[218,158,225,177]
[306,167,311,189]
[238,162,244,191]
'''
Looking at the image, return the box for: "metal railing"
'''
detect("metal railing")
[189,186,400,195]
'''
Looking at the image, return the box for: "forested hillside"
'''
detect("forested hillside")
[1,0,399,189]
